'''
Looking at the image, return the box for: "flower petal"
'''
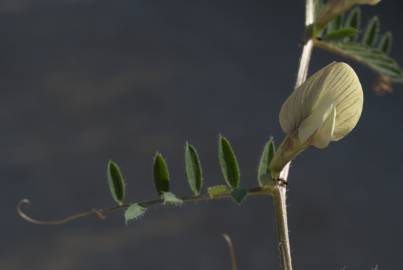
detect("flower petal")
[318,63,364,140]
[297,100,334,144]
[279,62,338,134]
[312,105,336,149]
[279,62,363,144]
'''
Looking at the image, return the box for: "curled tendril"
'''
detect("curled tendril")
[17,199,106,225]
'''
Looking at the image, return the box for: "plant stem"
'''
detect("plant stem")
[223,234,239,270]
[273,185,292,270]
[272,1,315,270]
[17,186,273,226]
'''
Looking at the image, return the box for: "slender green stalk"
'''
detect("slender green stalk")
[272,1,315,270]
[17,186,273,226]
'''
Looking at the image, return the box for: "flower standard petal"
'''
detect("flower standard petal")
[316,62,363,141]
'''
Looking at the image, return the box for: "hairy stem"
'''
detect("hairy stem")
[273,186,292,270]
[273,1,315,270]
[17,186,273,226]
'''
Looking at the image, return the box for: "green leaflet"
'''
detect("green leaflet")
[378,32,392,55]
[322,27,358,41]
[153,152,170,195]
[184,143,203,196]
[218,135,241,189]
[326,17,337,33]
[322,14,345,39]
[207,185,230,198]
[334,14,345,30]
[345,7,361,34]
[230,188,248,205]
[124,203,146,224]
[107,160,126,205]
[362,16,380,47]
[257,138,276,187]
[161,192,184,206]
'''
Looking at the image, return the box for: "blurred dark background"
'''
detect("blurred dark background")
[2,0,403,269]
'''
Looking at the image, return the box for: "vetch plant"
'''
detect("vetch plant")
[17,1,403,269]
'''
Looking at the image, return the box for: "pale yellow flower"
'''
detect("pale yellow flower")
[270,62,364,178]
[280,62,363,148]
